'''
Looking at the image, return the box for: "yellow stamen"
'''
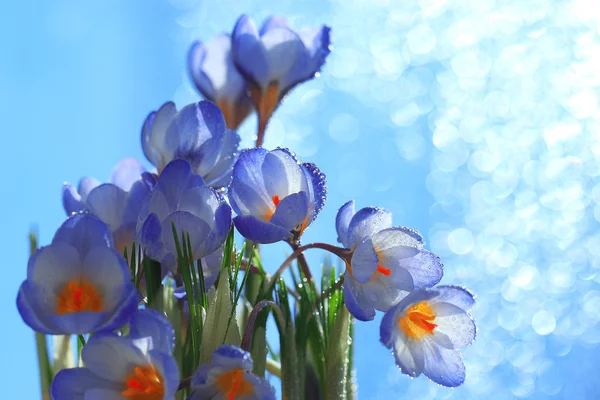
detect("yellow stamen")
[56,280,103,315]
[398,302,437,340]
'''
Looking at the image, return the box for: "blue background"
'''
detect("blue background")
[3,0,600,398]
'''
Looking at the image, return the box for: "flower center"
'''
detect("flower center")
[56,280,103,315]
[216,368,254,400]
[122,364,165,400]
[398,301,437,340]
[265,195,281,222]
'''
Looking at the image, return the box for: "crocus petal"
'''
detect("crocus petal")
[422,341,466,387]
[232,14,269,88]
[301,162,327,225]
[53,214,113,255]
[85,184,127,232]
[261,27,308,90]
[155,159,205,210]
[298,25,331,77]
[149,349,180,399]
[137,213,165,262]
[431,285,476,311]
[63,183,85,215]
[229,180,273,219]
[161,211,212,262]
[393,331,425,377]
[122,180,151,226]
[260,16,290,35]
[78,177,101,201]
[350,238,379,283]
[83,388,125,400]
[233,215,292,244]
[431,303,476,349]
[82,334,147,382]
[110,158,146,191]
[347,207,393,249]
[335,200,355,248]
[81,247,129,309]
[372,227,424,252]
[51,368,121,400]
[147,102,178,170]
[393,249,443,290]
[28,242,80,288]
[269,192,309,231]
[201,128,240,188]
[167,102,225,177]
[245,372,277,400]
[212,344,254,371]
[188,41,216,101]
[343,273,376,322]
[17,281,56,334]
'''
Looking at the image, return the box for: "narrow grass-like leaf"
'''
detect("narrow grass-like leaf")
[325,305,351,400]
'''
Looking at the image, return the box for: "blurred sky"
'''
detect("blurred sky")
[3,0,600,399]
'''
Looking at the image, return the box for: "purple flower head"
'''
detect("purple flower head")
[62,158,150,254]
[51,308,179,399]
[231,15,331,125]
[336,201,443,321]
[141,101,241,189]
[17,214,139,335]
[228,147,326,244]
[380,286,476,387]
[188,34,253,130]
[188,345,276,400]
[136,159,232,271]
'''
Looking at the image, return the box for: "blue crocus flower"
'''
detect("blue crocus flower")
[141,101,241,189]
[137,159,232,271]
[62,158,150,254]
[51,308,179,399]
[336,201,443,321]
[228,147,326,244]
[231,15,331,146]
[188,34,253,130]
[380,286,477,387]
[16,214,139,335]
[188,344,276,400]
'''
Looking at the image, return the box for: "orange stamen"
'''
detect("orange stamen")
[56,280,103,315]
[398,302,438,340]
[216,368,255,400]
[376,265,391,276]
[272,195,280,206]
[122,364,165,400]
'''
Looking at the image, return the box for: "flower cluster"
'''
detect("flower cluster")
[18,12,477,400]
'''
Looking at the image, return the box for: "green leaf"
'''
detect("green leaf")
[325,306,352,400]
[275,280,302,400]
[201,268,241,363]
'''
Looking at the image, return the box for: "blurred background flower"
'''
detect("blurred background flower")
[4,0,600,398]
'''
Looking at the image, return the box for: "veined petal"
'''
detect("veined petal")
[431,285,475,311]
[260,16,290,35]
[347,207,392,249]
[78,177,101,201]
[17,281,56,334]
[393,330,425,377]
[51,368,121,400]
[335,200,355,248]
[81,247,129,310]
[161,211,212,261]
[361,269,412,312]
[110,158,146,191]
[147,101,178,170]
[298,25,331,75]
[393,249,443,290]
[261,150,304,198]
[232,15,269,88]
[201,128,240,188]
[63,183,85,215]
[154,159,204,210]
[229,175,272,219]
[233,215,292,244]
[52,214,114,256]
[122,180,151,226]
[372,227,424,252]
[261,27,309,90]
[343,273,376,322]
[82,335,147,382]
[149,349,180,399]
[301,162,327,225]
[350,238,379,283]
[167,102,226,177]
[142,111,159,166]
[422,341,466,387]
[212,345,254,371]
[188,40,217,101]
[431,303,476,349]
[86,184,128,232]
[269,191,309,231]
[28,242,80,288]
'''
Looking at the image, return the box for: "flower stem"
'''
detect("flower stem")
[241,300,285,351]
[256,114,268,148]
